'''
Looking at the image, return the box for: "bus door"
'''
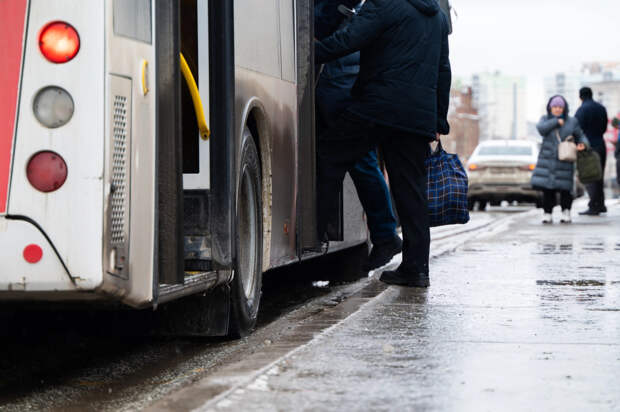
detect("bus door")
[296,0,324,254]
[179,0,235,283]
[180,0,213,273]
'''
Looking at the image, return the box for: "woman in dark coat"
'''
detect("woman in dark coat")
[531,95,589,224]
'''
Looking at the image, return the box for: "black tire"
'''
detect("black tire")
[490,200,501,207]
[229,128,263,338]
[467,198,475,211]
[478,200,488,211]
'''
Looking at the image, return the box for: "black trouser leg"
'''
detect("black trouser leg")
[586,145,607,211]
[560,190,573,210]
[381,135,431,275]
[317,111,375,240]
[542,189,556,214]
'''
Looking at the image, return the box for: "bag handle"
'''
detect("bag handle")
[431,139,444,156]
[556,129,576,143]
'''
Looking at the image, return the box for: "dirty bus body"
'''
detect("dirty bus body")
[0,0,366,336]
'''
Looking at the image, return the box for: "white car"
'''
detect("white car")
[466,140,541,210]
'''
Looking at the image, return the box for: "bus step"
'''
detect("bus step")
[185,258,213,273]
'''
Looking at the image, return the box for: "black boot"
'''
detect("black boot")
[363,235,402,271]
[579,209,601,216]
[380,268,429,288]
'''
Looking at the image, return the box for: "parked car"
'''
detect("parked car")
[466,140,542,210]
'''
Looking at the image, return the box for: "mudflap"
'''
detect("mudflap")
[154,285,231,337]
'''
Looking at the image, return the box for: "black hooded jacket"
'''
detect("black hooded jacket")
[315,0,451,139]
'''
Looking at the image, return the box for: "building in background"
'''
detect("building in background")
[544,62,620,113]
[443,86,480,162]
[472,72,527,141]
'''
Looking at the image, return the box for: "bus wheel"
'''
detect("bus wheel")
[229,128,263,338]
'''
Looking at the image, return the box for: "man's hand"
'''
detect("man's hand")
[558,118,565,127]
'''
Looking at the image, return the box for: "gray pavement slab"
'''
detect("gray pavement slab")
[201,203,620,412]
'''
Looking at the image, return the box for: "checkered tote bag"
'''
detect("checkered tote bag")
[426,141,470,227]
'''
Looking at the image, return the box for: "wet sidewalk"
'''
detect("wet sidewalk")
[203,203,620,412]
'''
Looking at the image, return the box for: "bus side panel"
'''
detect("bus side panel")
[99,0,159,306]
[7,0,105,291]
[234,0,299,268]
[235,70,298,268]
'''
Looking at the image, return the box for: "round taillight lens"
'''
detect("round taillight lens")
[39,22,80,63]
[33,86,74,128]
[23,244,43,264]
[26,151,68,193]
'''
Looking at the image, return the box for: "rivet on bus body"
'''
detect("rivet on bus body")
[23,244,43,264]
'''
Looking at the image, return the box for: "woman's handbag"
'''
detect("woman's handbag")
[556,131,577,162]
[576,148,602,184]
[426,141,470,227]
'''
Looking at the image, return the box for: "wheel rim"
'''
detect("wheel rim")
[238,165,259,301]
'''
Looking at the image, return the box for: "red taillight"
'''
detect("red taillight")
[26,151,68,193]
[39,22,80,63]
[519,164,536,171]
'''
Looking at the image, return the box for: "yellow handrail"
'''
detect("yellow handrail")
[180,52,210,140]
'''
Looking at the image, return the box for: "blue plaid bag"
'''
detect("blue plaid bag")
[426,141,470,227]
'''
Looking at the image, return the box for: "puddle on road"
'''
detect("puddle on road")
[536,280,606,287]
[535,243,574,255]
[587,308,620,312]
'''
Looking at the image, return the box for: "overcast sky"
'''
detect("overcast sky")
[448,0,620,120]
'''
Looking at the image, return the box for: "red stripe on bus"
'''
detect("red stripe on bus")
[0,0,28,214]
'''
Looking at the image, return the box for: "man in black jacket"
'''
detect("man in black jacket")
[315,0,451,287]
[575,87,608,215]
[315,0,402,271]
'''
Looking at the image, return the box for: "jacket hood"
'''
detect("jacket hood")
[546,95,569,119]
[406,0,440,16]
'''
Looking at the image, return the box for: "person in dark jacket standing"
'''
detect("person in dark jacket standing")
[575,87,608,215]
[531,95,589,224]
[315,0,402,271]
[315,0,451,288]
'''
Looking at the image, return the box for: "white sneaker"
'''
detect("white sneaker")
[560,209,571,223]
[542,213,553,224]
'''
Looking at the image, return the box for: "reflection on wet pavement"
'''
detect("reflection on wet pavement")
[212,203,620,411]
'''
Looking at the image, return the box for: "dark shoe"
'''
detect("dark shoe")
[363,236,402,271]
[601,205,607,213]
[579,209,601,216]
[380,269,429,288]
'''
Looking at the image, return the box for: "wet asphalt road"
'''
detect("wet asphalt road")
[0,205,545,411]
[177,201,620,412]
[0,249,370,411]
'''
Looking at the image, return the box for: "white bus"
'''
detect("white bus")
[0,0,373,337]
